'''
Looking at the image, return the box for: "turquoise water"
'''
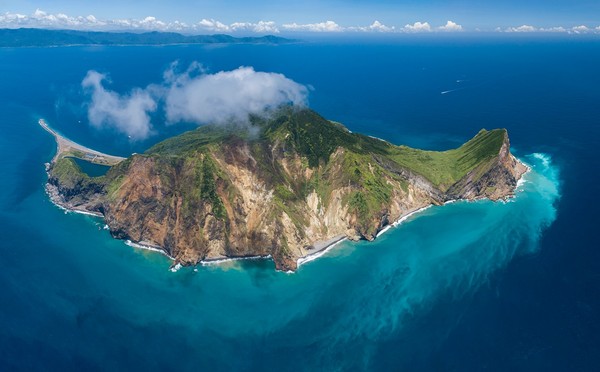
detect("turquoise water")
[1,153,559,370]
[0,40,597,370]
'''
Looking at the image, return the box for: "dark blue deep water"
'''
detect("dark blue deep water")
[0,38,598,370]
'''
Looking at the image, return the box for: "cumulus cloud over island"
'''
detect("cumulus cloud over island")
[164,64,307,126]
[81,64,308,140]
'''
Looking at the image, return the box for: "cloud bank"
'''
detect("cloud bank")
[82,71,157,139]
[198,19,279,33]
[502,24,598,34]
[0,10,464,34]
[282,21,344,32]
[81,64,308,139]
[3,9,599,35]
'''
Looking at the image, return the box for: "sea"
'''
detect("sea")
[0,36,598,371]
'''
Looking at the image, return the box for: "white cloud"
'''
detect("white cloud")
[164,65,308,125]
[438,21,463,32]
[282,21,343,32]
[0,9,280,34]
[138,16,167,30]
[505,25,537,32]
[501,24,600,34]
[82,71,157,140]
[197,19,279,33]
[231,21,279,33]
[539,26,567,33]
[81,64,308,139]
[571,25,590,34]
[0,12,28,27]
[402,22,432,33]
[198,18,230,32]
[8,9,600,36]
[349,20,395,33]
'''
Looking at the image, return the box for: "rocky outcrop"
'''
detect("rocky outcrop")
[47,109,527,271]
[445,131,528,201]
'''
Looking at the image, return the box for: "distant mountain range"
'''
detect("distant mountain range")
[0,28,294,47]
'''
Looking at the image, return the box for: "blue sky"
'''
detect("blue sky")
[1,0,599,34]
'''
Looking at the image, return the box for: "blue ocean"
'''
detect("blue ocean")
[0,37,598,370]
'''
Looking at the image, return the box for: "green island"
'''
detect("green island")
[45,107,527,271]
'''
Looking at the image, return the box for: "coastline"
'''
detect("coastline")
[296,204,435,269]
[44,144,531,272]
[297,235,348,267]
[45,173,103,218]
[200,254,273,266]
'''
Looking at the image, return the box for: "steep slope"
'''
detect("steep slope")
[47,108,527,271]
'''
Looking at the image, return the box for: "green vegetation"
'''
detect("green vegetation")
[51,158,90,188]
[142,108,506,230]
[348,191,369,223]
[146,125,241,156]
[50,158,109,197]
[105,175,125,201]
[263,108,391,167]
[390,129,506,190]
[200,156,226,220]
[62,107,507,242]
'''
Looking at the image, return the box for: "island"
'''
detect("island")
[43,108,528,271]
[0,28,292,48]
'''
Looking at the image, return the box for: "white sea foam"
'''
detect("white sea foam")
[367,135,388,143]
[376,225,392,238]
[48,195,102,217]
[531,152,551,167]
[200,254,272,266]
[125,240,174,260]
[372,205,434,239]
[516,159,532,190]
[297,238,347,267]
[299,205,436,269]
[392,205,432,227]
[70,209,103,217]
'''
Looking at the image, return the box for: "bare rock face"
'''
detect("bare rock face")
[47,109,527,271]
[446,131,528,201]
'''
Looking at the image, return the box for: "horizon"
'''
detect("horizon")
[3,25,600,41]
[1,3,600,36]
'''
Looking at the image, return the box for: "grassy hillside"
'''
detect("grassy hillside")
[145,108,506,191]
[390,129,507,191]
[135,108,507,237]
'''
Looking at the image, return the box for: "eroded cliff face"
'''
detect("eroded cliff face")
[47,111,527,271]
[446,132,528,201]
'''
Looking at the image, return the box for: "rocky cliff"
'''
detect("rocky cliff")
[47,108,527,271]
